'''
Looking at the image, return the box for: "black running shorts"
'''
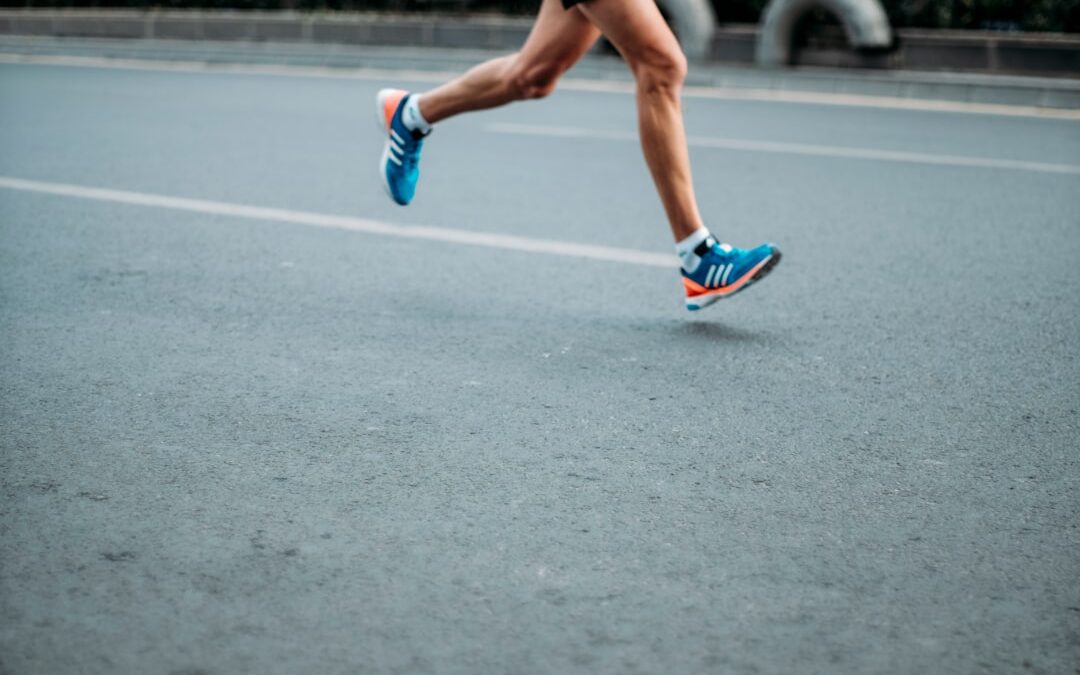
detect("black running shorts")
[562,0,587,8]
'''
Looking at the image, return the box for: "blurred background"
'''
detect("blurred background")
[1,0,1077,79]
[0,0,1076,33]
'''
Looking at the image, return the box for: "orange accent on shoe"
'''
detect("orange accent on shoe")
[682,277,708,295]
[382,90,407,130]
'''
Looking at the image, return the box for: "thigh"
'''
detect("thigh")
[517,0,602,72]
[575,0,681,66]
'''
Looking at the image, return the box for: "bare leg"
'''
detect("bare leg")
[577,0,704,242]
[418,0,601,124]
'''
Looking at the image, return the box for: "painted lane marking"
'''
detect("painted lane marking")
[488,123,1080,175]
[0,53,1077,121]
[0,176,675,268]
[680,84,1080,121]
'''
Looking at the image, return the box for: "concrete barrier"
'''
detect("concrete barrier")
[0,10,534,51]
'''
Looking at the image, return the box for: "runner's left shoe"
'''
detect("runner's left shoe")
[682,240,781,311]
[375,88,427,206]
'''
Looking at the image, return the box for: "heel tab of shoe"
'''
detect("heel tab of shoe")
[376,88,408,130]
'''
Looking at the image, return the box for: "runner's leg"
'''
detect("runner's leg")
[417,0,601,124]
[576,0,704,242]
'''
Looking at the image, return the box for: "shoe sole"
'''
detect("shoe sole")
[686,250,782,311]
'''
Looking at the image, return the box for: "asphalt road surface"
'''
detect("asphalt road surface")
[1,57,1078,675]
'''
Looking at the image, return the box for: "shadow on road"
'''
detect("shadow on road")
[676,319,771,343]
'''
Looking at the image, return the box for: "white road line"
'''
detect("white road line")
[1,53,1077,121]
[0,176,675,268]
[681,84,1080,120]
[488,122,1080,175]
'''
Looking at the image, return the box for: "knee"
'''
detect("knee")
[632,45,687,97]
[506,54,564,100]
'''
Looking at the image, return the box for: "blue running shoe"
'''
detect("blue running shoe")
[682,239,781,311]
[376,88,427,206]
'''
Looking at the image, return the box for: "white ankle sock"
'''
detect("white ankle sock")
[675,227,715,273]
[401,94,432,135]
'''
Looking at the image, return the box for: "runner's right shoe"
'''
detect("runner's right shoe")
[682,240,781,311]
[375,88,427,206]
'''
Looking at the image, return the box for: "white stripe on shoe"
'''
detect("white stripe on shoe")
[704,264,718,288]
